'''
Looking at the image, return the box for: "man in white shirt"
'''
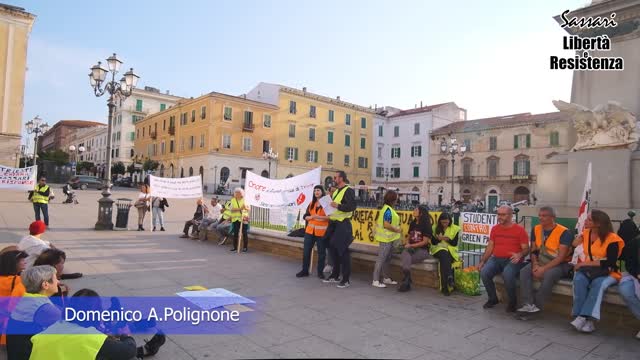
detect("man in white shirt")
[198,198,223,241]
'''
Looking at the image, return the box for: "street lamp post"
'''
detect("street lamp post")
[440,136,466,204]
[89,53,140,230]
[384,168,390,189]
[262,147,278,179]
[213,165,218,193]
[25,115,49,169]
[68,145,86,175]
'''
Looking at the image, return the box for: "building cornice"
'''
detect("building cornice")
[280,87,375,114]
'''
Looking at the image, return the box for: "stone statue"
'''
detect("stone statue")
[552,100,639,151]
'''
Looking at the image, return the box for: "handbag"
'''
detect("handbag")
[577,230,610,281]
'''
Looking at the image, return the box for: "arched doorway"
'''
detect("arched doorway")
[180,167,184,178]
[199,166,204,180]
[324,176,333,189]
[514,186,530,203]
[462,189,472,203]
[220,167,230,185]
[169,163,174,178]
[160,164,165,177]
[261,170,269,178]
[189,167,194,176]
[487,189,499,213]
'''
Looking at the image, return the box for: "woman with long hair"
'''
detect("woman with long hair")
[135,184,151,231]
[372,190,401,288]
[398,205,433,292]
[0,251,28,346]
[570,209,625,333]
[297,185,330,279]
[431,212,461,296]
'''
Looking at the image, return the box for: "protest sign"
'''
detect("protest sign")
[0,165,37,191]
[459,212,498,246]
[149,175,203,199]
[244,167,320,209]
[351,209,442,246]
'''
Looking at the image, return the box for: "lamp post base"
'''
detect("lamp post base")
[95,184,114,230]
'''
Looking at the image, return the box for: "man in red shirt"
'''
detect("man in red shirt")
[478,205,530,312]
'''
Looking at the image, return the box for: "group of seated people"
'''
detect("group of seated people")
[477,205,640,338]
[0,221,166,359]
[179,188,251,252]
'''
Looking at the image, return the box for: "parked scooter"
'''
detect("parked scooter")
[62,183,78,204]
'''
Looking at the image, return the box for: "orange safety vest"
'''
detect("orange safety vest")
[533,224,572,263]
[305,203,328,237]
[0,275,26,345]
[581,230,625,279]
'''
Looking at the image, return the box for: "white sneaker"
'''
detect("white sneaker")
[580,320,595,333]
[382,278,398,285]
[570,316,587,331]
[635,330,640,340]
[372,281,387,288]
[517,304,541,313]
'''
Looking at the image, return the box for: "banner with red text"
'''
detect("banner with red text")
[244,167,321,209]
[459,212,498,246]
[0,165,37,191]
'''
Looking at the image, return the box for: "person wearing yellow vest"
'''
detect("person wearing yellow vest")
[30,288,166,360]
[229,187,250,252]
[6,265,61,360]
[570,209,625,333]
[215,199,234,245]
[297,185,330,279]
[322,171,357,288]
[372,190,401,288]
[517,206,574,316]
[30,177,51,227]
[398,205,434,292]
[431,212,460,296]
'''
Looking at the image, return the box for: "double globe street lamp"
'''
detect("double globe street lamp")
[68,145,85,175]
[440,136,466,204]
[89,53,139,230]
[25,115,49,166]
[262,147,278,179]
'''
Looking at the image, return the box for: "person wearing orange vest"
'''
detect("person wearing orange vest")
[296,185,330,279]
[517,206,574,317]
[570,209,625,333]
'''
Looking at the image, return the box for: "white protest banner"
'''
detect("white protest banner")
[149,175,203,199]
[244,167,321,209]
[0,165,37,191]
[460,212,498,246]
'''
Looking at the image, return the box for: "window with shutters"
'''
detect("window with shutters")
[289,124,296,138]
[462,159,472,178]
[378,125,383,137]
[360,137,366,149]
[289,101,297,114]
[242,137,252,152]
[394,126,399,137]
[345,134,351,147]
[344,155,350,166]
[327,131,334,144]
[160,103,166,111]
[161,141,166,155]
[262,140,270,153]
[190,136,195,150]
[327,152,333,164]
[309,105,316,118]
[307,150,318,163]
[201,106,206,119]
[514,134,530,149]
[550,131,560,146]
[223,107,232,121]
[328,110,334,122]
[285,147,299,161]
[136,99,143,112]
[438,160,448,178]
[376,167,384,178]
[414,123,420,135]
[169,140,174,153]
[391,147,401,158]
[377,145,383,159]
[263,114,271,128]
[358,157,368,169]
[411,145,422,157]
[391,167,400,178]
[200,134,205,148]
[222,134,231,149]
[487,157,499,178]
[514,156,530,175]
[191,110,196,122]
[361,117,366,129]
[413,166,419,178]
[463,139,471,152]
[345,114,351,125]
[309,128,316,141]
[489,136,497,151]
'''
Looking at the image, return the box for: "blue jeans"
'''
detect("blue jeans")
[618,279,640,320]
[33,203,49,226]
[480,257,525,304]
[572,271,617,320]
[302,233,327,275]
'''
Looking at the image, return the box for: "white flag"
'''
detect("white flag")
[571,162,591,265]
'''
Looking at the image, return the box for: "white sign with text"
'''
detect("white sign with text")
[149,175,203,199]
[0,165,37,191]
[244,167,321,209]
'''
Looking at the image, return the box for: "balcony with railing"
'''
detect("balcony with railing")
[457,176,474,184]
[242,122,255,132]
[127,105,152,114]
[168,126,175,136]
[510,174,533,183]
[150,131,157,140]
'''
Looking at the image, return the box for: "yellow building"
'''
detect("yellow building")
[246,83,374,189]
[133,92,278,192]
[0,4,35,167]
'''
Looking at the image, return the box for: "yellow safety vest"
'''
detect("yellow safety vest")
[230,198,245,222]
[222,200,232,220]
[374,204,400,243]
[30,321,107,360]
[431,224,460,262]
[31,185,50,204]
[329,185,353,221]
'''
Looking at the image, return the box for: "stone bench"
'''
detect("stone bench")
[248,228,440,287]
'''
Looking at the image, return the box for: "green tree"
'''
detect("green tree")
[77,161,94,172]
[38,149,69,166]
[126,163,136,175]
[111,161,125,175]
[143,159,159,172]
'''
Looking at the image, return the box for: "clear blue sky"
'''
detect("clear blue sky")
[14,0,587,130]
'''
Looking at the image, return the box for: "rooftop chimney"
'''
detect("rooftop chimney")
[337,96,341,101]
[420,101,423,108]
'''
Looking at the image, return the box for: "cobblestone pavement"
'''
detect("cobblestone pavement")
[0,187,638,359]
